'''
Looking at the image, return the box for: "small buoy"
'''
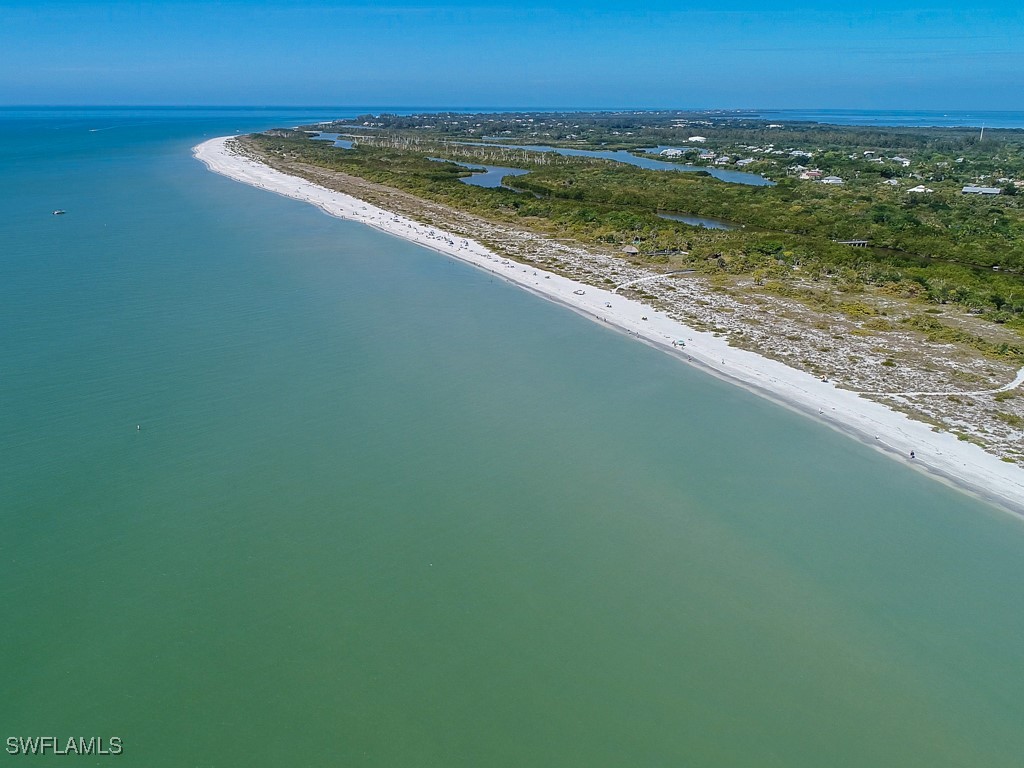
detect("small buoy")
[136,424,140,430]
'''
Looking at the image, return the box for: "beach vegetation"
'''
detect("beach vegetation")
[248,116,1024,342]
[994,411,1024,427]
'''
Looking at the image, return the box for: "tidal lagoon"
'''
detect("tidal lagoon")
[3,108,1024,767]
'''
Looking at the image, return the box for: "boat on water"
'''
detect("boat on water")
[52,210,66,215]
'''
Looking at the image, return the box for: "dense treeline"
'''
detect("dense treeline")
[322,112,1024,193]
[506,165,1024,271]
[250,133,1024,329]
[322,111,1024,158]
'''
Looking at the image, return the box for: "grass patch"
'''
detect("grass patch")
[995,412,1024,428]
[901,314,1024,362]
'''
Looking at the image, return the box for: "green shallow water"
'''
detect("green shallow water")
[2,109,1024,767]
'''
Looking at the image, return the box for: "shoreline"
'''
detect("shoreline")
[194,135,1024,519]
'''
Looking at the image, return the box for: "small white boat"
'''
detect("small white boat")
[52,209,66,215]
[573,289,586,295]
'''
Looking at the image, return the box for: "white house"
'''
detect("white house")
[962,185,1001,195]
[907,185,934,193]
[891,156,912,167]
[821,176,845,185]
[688,136,707,142]
[883,178,900,186]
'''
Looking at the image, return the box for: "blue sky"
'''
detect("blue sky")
[1,0,1022,108]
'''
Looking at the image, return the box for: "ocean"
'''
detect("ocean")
[752,108,1024,129]
[3,107,1024,767]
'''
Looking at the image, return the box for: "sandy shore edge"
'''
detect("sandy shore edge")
[194,136,1024,518]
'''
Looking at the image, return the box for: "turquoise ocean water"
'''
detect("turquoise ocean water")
[3,108,1024,767]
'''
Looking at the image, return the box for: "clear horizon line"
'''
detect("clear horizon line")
[3,104,1021,113]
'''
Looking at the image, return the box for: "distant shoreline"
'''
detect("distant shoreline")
[5,105,1024,130]
[194,135,1024,519]
[748,108,1024,130]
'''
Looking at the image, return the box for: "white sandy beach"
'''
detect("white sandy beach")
[194,136,1024,517]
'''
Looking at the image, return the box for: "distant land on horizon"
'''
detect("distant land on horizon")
[6,105,1024,130]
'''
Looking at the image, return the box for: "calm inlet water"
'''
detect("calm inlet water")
[657,211,739,230]
[427,157,531,188]
[453,141,776,185]
[3,108,1024,767]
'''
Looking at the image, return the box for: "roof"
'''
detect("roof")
[962,185,1001,194]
